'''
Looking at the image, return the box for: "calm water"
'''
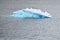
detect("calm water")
[0,0,60,40]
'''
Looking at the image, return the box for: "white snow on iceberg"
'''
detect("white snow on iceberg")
[10,8,52,19]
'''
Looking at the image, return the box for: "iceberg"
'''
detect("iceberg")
[10,8,52,19]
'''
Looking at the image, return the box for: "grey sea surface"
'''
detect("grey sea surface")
[0,0,60,40]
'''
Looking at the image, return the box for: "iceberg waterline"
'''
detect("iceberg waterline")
[10,8,52,19]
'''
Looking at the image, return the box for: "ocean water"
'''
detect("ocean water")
[0,0,60,40]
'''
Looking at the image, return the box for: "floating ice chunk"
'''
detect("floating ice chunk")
[10,8,52,19]
[23,8,52,17]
